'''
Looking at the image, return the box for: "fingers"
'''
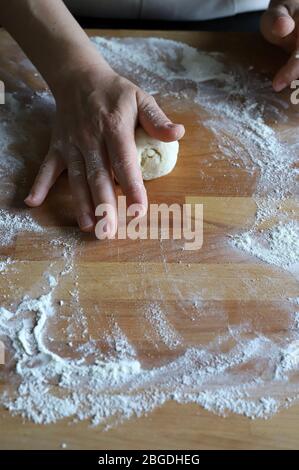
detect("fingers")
[273,47,299,90]
[261,2,299,91]
[82,138,117,237]
[67,146,95,232]
[103,108,148,212]
[261,4,295,45]
[24,150,64,207]
[137,91,185,142]
[272,6,299,91]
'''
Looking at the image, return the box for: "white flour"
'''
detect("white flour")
[0,257,12,273]
[0,37,298,428]
[1,288,299,426]
[0,208,44,246]
[232,221,299,271]
[144,302,182,349]
[92,37,298,271]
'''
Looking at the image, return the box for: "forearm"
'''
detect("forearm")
[0,0,111,95]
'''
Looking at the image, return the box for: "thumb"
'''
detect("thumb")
[137,92,185,142]
[261,4,295,44]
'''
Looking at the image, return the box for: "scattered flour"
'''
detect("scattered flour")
[144,302,182,349]
[0,257,12,273]
[293,312,299,329]
[45,273,58,288]
[1,288,299,426]
[91,37,298,272]
[232,221,299,270]
[0,208,44,246]
[0,36,298,428]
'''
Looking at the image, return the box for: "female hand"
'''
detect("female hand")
[261,0,299,91]
[25,64,185,236]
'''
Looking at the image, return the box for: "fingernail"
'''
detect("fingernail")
[79,214,94,229]
[165,122,177,128]
[24,194,36,205]
[273,80,287,92]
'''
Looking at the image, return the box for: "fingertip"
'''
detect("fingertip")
[79,223,94,233]
[78,213,95,232]
[24,196,32,207]
[272,76,288,92]
[24,194,43,207]
[171,123,185,140]
[152,123,185,142]
[272,15,294,38]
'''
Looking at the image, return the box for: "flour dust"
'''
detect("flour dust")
[0,37,298,428]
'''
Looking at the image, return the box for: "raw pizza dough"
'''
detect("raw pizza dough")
[135,127,179,180]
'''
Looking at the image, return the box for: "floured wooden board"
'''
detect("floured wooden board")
[0,29,298,449]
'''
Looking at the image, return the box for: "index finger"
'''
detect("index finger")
[80,136,118,237]
[103,110,148,213]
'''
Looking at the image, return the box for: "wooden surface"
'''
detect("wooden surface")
[0,28,299,450]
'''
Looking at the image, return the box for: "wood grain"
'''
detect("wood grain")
[0,28,298,450]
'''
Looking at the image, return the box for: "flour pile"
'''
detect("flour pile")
[1,286,299,426]
[0,37,298,427]
[232,221,299,271]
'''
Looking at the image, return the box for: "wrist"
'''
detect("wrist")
[49,45,115,100]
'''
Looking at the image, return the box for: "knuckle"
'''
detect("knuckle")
[126,179,145,194]
[85,152,107,182]
[102,111,125,133]
[51,138,63,153]
[140,94,157,112]
[66,145,79,161]
[38,161,51,174]
[90,169,111,188]
[140,95,165,123]
[113,74,137,94]
[37,158,55,178]
[68,158,84,179]
[77,129,94,149]
[112,153,134,173]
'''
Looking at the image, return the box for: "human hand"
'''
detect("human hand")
[261,0,299,91]
[25,64,185,235]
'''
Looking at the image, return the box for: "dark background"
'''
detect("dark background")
[76,11,263,32]
[0,11,264,32]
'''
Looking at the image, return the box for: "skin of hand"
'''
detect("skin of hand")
[25,65,185,235]
[261,0,299,91]
[0,0,185,235]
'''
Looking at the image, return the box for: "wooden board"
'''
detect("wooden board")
[0,28,298,450]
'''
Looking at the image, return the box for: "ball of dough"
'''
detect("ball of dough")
[135,127,179,181]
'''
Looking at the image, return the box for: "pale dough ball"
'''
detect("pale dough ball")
[135,127,179,180]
